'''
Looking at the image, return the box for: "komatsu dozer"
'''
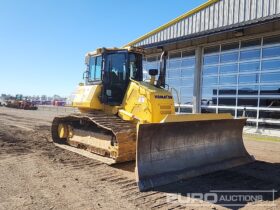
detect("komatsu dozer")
[52,47,254,191]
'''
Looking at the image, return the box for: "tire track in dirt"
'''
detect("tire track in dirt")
[0,121,192,209]
[0,108,279,210]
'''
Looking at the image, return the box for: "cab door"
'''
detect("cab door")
[102,52,129,105]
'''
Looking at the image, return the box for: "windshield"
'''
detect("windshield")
[89,55,102,81]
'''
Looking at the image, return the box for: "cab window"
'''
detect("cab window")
[129,53,142,81]
[106,53,127,84]
[89,56,102,81]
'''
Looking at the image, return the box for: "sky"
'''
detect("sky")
[0,0,205,97]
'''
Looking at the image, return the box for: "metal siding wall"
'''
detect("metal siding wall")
[196,13,200,33]
[176,22,179,37]
[194,13,198,33]
[277,0,280,13]
[184,18,188,36]
[171,25,174,39]
[189,16,193,34]
[168,26,171,40]
[201,10,205,32]
[177,22,181,37]
[234,0,240,24]
[209,5,214,30]
[251,0,257,19]
[197,12,201,33]
[173,24,177,38]
[166,28,169,40]
[180,20,185,36]
[173,23,178,38]
[218,1,224,27]
[263,0,269,17]
[166,27,170,40]
[270,0,276,15]
[224,0,229,26]
[166,27,169,40]
[228,0,234,25]
[214,3,219,28]
[133,0,279,46]
[245,0,251,21]
[155,33,158,43]
[205,7,210,30]
[257,0,264,18]
[163,29,167,41]
[239,0,245,22]
[170,25,174,39]
[192,14,197,34]
[177,21,180,37]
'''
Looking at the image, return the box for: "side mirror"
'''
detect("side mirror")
[83,71,89,80]
[148,69,158,86]
[149,69,158,76]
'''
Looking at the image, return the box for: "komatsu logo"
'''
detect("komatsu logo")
[154,95,173,99]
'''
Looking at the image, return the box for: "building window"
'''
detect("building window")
[201,35,280,129]
[166,50,195,113]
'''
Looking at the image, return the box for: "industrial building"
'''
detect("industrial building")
[124,0,280,135]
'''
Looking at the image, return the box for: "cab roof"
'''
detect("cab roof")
[86,46,145,57]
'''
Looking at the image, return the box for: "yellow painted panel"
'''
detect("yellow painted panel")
[161,113,234,123]
[72,84,103,110]
[120,80,175,123]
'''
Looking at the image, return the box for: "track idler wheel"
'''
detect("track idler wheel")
[51,117,68,144]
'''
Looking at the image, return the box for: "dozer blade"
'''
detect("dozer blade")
[136,118,254,191]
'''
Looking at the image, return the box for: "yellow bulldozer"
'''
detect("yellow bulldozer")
[51,47,254,191]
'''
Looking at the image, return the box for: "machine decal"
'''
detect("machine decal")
[154,95,173,99]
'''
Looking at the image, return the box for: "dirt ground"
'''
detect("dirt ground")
[0,107,279,210]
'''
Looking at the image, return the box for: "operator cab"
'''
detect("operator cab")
[85,47,143,105]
